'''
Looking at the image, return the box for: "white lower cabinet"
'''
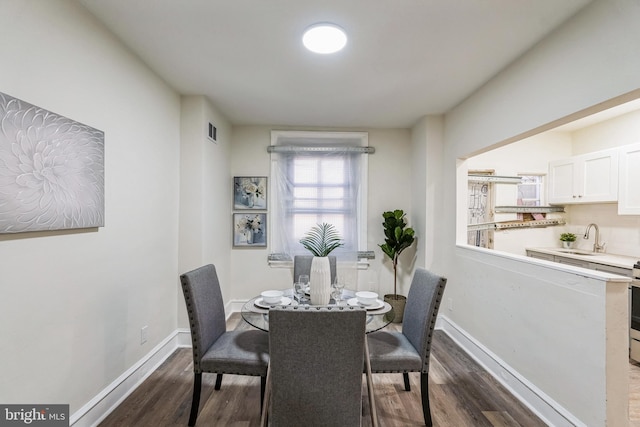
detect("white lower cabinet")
[592,263,633,277]
[526,251,555,262]
[554,256,591,269]
[526,250,632,277]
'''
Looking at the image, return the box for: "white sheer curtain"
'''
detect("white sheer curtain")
[270,132,368,273]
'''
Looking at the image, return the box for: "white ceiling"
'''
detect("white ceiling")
[79,0,593,129]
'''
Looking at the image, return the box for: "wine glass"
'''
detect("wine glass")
[298,274,310,293]
[294,281,306,304]
[332,280,345,306]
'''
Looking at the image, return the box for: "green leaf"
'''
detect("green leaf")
[379,210,415,260]
[300,223,344,256]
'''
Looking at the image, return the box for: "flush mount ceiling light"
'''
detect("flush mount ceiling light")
[302,23,347,54]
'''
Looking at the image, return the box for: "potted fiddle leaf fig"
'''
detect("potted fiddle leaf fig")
[379,210,415,322]
[300,223,343,305]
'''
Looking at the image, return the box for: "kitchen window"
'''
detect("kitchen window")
[517,174,544,220]
[268,131,369,264]
[517,174,545,206]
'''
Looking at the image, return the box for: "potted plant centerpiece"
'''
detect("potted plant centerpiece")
[300,223,343,305]
[560,232,577,249]
[379,210,415,322]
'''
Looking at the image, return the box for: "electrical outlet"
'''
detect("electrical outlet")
[141,326,148,344]
[448,298,453,311]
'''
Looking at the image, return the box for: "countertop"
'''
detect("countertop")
[526,247,638,270]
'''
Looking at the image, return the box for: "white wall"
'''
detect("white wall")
[177,96,232,328]
[439,0,640,425]
[411,115,445,270]
[228,126,414,299]
[571,109,640,155]
[0,0,181,416]
[368,128,415,296]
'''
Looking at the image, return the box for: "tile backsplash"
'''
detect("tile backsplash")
[565,203,640,257]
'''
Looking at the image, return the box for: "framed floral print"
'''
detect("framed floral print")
[234,176,267,210]
[233,213,267,247]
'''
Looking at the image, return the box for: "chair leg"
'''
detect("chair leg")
[260,375,266,412]
[420,372,432,427]
[188,373,202,426]
[403,372,411,391]
[214,373,223,390]
[260,366,271,427]
[364,340,379,427]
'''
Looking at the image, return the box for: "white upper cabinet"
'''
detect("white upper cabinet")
[618,142,640,215]
[548,149,619,204]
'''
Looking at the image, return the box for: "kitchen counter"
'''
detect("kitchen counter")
[526,247,638,271]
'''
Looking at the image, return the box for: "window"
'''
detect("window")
[269,131,368,263]
[517,174,545,206]
[517,174,545,221]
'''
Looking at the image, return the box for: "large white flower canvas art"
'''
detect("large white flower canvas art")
[0,92,104,233]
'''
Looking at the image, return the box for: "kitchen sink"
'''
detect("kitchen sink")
[556,249,598,256]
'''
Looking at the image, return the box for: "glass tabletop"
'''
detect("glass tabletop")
[240,289,395,333]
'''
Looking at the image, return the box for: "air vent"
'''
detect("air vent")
[208,122,217,142]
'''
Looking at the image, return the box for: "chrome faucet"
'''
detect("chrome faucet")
[584,223,605,253]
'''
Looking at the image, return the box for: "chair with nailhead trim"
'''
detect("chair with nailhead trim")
[180,264,269,426]
[260,305,367,427]
[366,268,447,427]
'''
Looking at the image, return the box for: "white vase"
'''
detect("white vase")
[562,241,573,249]
[246,193,255,208]
[310,256,331,305]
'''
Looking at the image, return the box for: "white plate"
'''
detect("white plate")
[254,296,292,309]
[347,297,384,310]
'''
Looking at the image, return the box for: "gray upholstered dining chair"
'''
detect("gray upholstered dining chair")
[260,306,368,427]
[366,267,447,427]
[180,264,269,426]
[293,255,337,284]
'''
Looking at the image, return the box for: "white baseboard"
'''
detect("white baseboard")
[436,315,584,427]
[70,330,183,427]
[227,300,247,315]
[69,305,244,427]
[176,328,193,347]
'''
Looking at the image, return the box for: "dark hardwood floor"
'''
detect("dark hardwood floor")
[99,314,546,426]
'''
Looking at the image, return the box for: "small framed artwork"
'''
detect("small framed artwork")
[233,213,267,247]
[234,176,267,210]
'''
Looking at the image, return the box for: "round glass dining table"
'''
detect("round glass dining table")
[241,288,395,333]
